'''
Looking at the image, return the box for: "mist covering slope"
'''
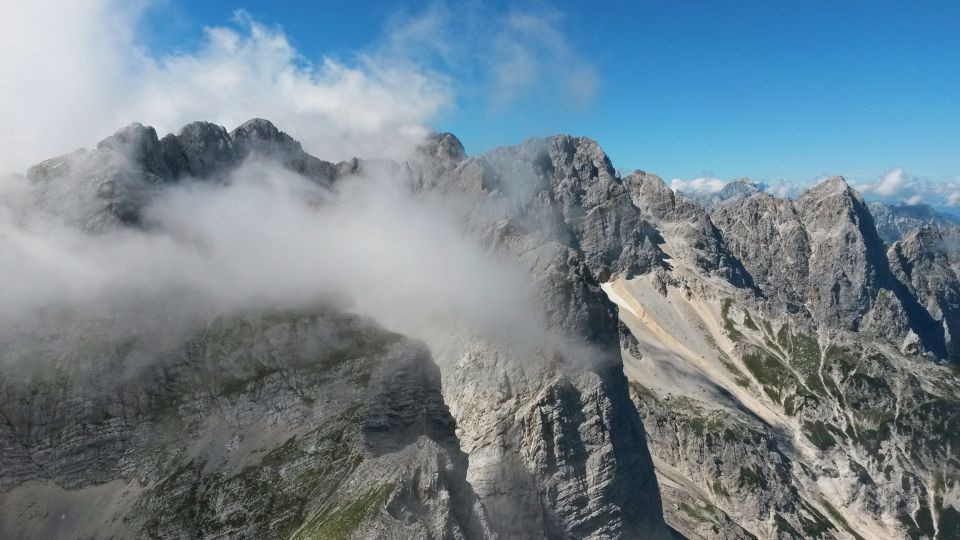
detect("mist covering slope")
[1,119,958,540]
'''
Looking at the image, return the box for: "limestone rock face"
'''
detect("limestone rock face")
[712,177,887,327]
[231,118,340,182]
[163,121,238,178]
[4,123,678,540]
[0,309,491,539]
[711,191,810,309]
[96,122,173,179]
[717,179,761,202]
[412,134,675,539]
[888,225,960,362]
[709,177,950,358]
[793,177,886,330]
[624,171,753,288]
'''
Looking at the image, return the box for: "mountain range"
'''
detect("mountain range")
[1,119,958,539]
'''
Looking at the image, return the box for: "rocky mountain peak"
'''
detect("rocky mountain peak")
[799,175,859,205]
[164,121,238,178]
[540,135,618,190]
[431,132,467,163]
[231,118,299,153]
[96,122,170,178]
[231,117,285,140]
[813,174,851,190]
[622,171,675,220]
[718,178,761,201]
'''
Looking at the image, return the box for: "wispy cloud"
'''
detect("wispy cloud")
[488,10,599,108]
[381,3,600,111]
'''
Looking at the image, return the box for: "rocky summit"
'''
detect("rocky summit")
[2,120,959,539]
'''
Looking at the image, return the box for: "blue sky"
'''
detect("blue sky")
[139,0,960,187]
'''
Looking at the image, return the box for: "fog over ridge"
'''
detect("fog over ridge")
[1,134,565,373]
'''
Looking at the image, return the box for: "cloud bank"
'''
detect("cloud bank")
[0,158,543,360]
[0,0,609,375]
[854,167,960,207]
[671,168,960,208]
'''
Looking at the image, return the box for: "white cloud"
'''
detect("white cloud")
[0,160,544,354]
[865,167,907,197]
[765,181,797,199]
[0,2,453,174]
[670,176,726,194]
[855,167,960,206]
[905,194,924,205]
[668,169,960,207]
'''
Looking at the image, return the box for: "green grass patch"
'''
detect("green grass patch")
[796,499,837,538]
[294,484,394,540]
[742,347,798,403]
[716,353,751,387]
[737,465,769,491]
[803,421,838,450]
[629,381,660,404]
[776,330,825,395]
[774,515,802,537]
[824,345,859,382]
[742,311,759,331]
[710,479,730,498]
[761,319,775,339]
[938,504,960,540]
[847,459,875,487]
[783,392,819,417]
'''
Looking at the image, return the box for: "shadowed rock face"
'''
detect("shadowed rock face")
[888,225,960,362]
[0,309,492,539]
